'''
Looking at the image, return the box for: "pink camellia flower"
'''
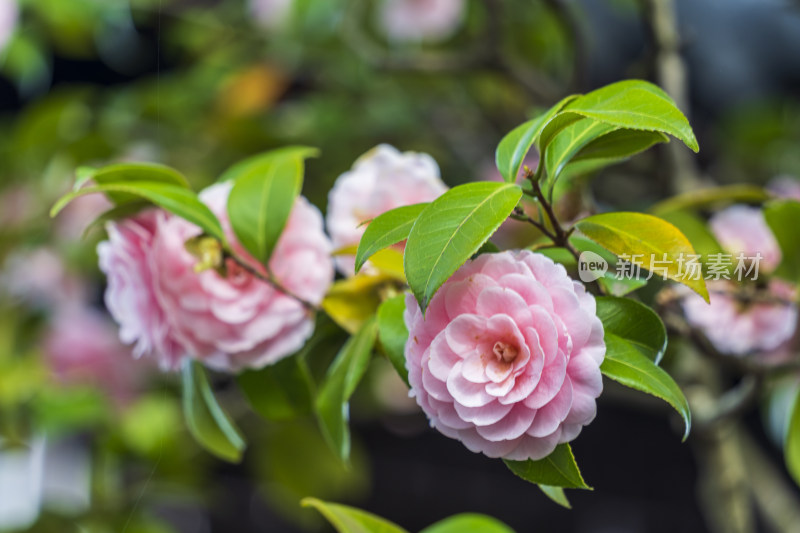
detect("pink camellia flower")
[98,182,333,372]
[326,144,447,275]
[709,204,781,273]
[44,306,143,406]
[404,250,605,460]
[378,0,466,43]
[683,281,798,356]
[681,204,797,355]
[0,0,17,52]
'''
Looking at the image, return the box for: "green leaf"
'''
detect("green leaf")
[538,485,572,509]
[83,162,190,204]
[575,211,709,302]
[785,388,800,488]
[572,128,670,163]
[218,146,319,184]
[237,355,314,422]
[226,148,318,264]
[376,294,410,387]
[420,514,516,533]
[51,182,226,244]
[301,498,409,533]
[561,80,698,152]
[181,360,246,462]
[658,210,724,259]
[650,185,769,216]
[355,203,428,273]
[78,200,151,239]
[495,95,579,183]
[544,117,616,182]
[601,336,691,440]
[556,128,670,181]
[404,182,523,313]
[596,296,667,364]
[764,200,800,282]
[315,317,379,461]
[504,443,591,489]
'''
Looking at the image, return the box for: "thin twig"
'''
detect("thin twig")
[228,253,319,312]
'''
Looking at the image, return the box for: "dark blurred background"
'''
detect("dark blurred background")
[1,0,799,532]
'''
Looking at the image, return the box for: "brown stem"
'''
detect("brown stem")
[228,254,318,312]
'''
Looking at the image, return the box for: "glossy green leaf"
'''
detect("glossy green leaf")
[658,210,724,258]
[650,185,769,216]
[80,162,190,204]
[504,443,591,489]
[237,355,314,422]
[355,203,429,273]
[404,182,523,313]
[51,182,226,244]
[544,117,616,182]
[539,485,572,509]
[601,336,691,440]
[420,514,516,533]
[596,297,667,364]
[764,200,800,282]
[181,360,246,463]
[376,294,409,387]
[562,80,698,152]
[495,95,578,183]
[227,148,317,264]
[575,212,709,301]
[218,146,319,183]
[785,389,800,488]
[316,317,379,461]
[301,498,409,533]
[572,128,669,163]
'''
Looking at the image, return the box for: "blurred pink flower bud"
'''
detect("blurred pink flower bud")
[768,175,800,202]
[709,204,781,273]
[44,306,143,406]
[404,250,605,460]
[98,182,334,372]
[0,0,17,52]
[326,144,447,275]
[250,0,293,29]
[378,0,466,43]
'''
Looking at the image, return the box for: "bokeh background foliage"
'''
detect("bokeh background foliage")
[1,0,800,532]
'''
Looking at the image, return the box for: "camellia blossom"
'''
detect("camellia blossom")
[378,0,466,43]
[326,144,447,275]
[0,0,17,52]
[683,280,798,356]
[682,204,797,355]
[404,250,605,460]
[98,182,333,372]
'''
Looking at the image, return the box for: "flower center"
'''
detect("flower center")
[492,341,518,364]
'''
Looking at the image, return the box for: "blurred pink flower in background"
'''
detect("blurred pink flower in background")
[378,0,466,43]
[44,306,142,406]
[326,144,448,275]
[0,248,87,308]
[768,175,800,201]
[98,183,333,372]
[683,280,798,356]
[709,204,782,273]
[682,204,797,355]
[250,0,293,29]
[53,193,112,241]
[404,250,605,460]
[0,0,17,52]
